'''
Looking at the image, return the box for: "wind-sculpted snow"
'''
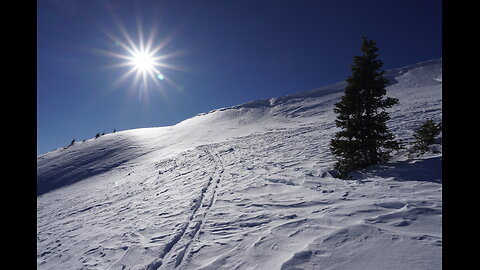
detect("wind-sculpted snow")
[37,58,442,269]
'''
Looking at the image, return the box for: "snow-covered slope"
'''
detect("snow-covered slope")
[37,58,442,270]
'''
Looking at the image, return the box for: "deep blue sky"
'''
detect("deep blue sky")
[37,0,442,155]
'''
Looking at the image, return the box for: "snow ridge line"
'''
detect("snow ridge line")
[147,146,224,270]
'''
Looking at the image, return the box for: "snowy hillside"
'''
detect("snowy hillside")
[37,58,442,270]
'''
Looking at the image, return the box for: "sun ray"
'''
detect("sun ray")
[111,67,138,89]
[152,50,186,61]
[91,48,133,61]
[136,18,145,52]
[149,32,177,56]
[145,24,158,53]
[153,62,188,72]
[113,17,138,55]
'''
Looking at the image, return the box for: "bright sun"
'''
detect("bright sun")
[130,50,155,72]
[94,18,185,95]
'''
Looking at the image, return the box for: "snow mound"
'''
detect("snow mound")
[37,58,442,270]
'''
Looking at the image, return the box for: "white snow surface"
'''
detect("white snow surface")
[37,58,442,270]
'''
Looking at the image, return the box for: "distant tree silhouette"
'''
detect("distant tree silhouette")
[64,138,75,149]
[330,35,402,178]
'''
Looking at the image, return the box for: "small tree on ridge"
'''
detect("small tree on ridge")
[410,119,442,155]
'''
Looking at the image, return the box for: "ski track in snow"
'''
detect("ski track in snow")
[37,58,442,270]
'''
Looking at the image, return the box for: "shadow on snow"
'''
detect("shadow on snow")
[353,155,442,183]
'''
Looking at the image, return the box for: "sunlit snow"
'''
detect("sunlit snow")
[37,58,442,270]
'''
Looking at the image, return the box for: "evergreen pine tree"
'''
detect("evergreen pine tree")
[410,119,442,154]
[330,35,402,178]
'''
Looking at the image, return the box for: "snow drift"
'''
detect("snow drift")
[37,58,442,270]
